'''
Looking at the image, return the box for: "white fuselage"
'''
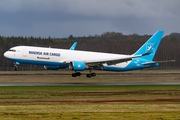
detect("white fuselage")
[4,46,133,69]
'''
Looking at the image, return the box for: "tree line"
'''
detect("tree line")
[0,31,180,71]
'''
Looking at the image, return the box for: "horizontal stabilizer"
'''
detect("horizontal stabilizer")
[155,60,176,63]
[142,60,175,66]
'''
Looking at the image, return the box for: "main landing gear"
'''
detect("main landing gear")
[86,68,96,78]
[86,72,96,78]
[71,69,96,78]
[71,72,81,77]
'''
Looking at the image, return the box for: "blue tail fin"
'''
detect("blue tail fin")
[134,30,164,60]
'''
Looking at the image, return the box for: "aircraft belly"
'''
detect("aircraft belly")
[8,57,68,67]
[102,61,131,71]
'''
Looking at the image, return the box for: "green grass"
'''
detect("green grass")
[0,85,179,101]
[0,70,180,119]
[0,85,179,120]
[0,104,180,120]
[0,85,180,93]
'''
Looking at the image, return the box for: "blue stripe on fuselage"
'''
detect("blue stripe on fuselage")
[8,58,68,68]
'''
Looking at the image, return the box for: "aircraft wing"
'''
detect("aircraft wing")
[64,54,143,66]
[85,55,137,66]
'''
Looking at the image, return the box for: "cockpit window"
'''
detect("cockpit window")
[8,49,16,52]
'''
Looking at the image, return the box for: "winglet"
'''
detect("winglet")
[69,42,78,50]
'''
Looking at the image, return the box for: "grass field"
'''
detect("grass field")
[0,70,180,120]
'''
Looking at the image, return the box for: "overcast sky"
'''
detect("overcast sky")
[0,0,179,38]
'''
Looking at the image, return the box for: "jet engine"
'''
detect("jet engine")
[69,61,86,71]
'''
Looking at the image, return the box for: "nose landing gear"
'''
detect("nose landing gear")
[14,63,19,71]
[15,66,19,71]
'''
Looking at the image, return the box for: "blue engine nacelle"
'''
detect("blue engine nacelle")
[69,61,86,71]
[44,66,59,70]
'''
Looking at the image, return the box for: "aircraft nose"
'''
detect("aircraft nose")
[4,51,9,58]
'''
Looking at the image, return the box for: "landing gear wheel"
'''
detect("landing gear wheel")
[86,73,96,78]
[14,63,19,71]
[15,68,19,71]
[86,74,92,78]
[91,72,96,77]
[15,66,19,71]
[76,72,81,76]
[71,72,81,77]
[72,73,77,77]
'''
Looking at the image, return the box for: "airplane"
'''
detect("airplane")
[4,30,174,78]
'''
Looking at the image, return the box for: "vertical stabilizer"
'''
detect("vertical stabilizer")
[134,30,164,60]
